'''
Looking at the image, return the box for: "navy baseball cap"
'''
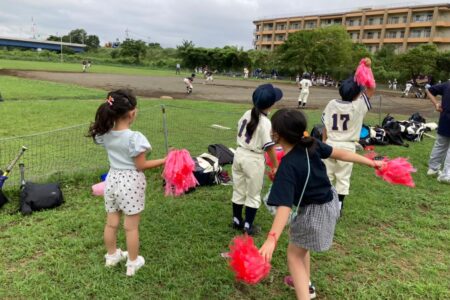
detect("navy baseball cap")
[339,76,362,101]
[252,84,283,109]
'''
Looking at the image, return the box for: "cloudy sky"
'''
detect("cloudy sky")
[0,0,442,49]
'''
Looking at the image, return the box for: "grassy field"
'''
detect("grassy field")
[0,59,182,77]
[0,76,449,299]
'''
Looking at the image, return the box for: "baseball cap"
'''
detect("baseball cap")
[339,76,362,101]
[252,84,283,110]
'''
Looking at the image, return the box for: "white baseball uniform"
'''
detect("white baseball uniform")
[322,92,371,195]
[232,110,274,209]
[298,79,312,105]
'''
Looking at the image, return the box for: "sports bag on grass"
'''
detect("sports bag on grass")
[192,153,222,186]
[19,163,63,215]
[208,144,235,165]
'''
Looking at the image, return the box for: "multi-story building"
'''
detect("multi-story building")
[253,3,450,53]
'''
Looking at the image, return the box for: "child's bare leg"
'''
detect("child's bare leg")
[104,212,121,254]
[124,214,141,261]
[287,243,310,300]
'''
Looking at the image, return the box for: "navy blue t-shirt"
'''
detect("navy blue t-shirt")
[428,82,450,137]
[267,139,333,208]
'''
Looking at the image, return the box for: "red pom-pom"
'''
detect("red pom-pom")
[228,235,271,284]
[355,58,376,88]
[163,149,198,196]
[375,157,416,187]
[265,146,284,181]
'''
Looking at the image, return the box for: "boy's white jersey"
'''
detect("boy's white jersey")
[322,93,371,142]
[299,79,312,91]
[236,110,274,154]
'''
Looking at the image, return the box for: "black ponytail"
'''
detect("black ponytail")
[271,108,317,152]
[87,89,137,140]
[246,107,261,139]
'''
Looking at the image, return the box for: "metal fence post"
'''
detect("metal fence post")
[378,95,382,125]
[161,104,169,154]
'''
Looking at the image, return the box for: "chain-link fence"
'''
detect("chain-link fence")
[0,104,241,189]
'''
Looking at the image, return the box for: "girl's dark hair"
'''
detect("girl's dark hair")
[246,107,260,139]
[271,108,316,151]
[87,89,137,139]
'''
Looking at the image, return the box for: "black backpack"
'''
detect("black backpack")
[19,163,64,215]
[208,144,234,165]
[409,112,426,123]
[383,121,409,147]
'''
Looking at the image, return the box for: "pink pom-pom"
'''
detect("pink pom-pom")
[265,146,284,181]
[163,149,198,196]
[375,157,416,187]
[228,235,271,285]
[354,58,376,88]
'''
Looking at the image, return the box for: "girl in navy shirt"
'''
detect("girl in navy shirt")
[259,108,384,299]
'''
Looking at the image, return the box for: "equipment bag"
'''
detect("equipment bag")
[192,153,222,186]
[208,144,235,165]
[19,163,64,215]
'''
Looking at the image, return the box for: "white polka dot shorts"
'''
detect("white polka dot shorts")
[104,169,147,215]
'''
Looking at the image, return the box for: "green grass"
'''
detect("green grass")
[0,59,182,77]
[0,77,449,299]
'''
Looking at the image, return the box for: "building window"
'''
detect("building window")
[290,23,299,29]
[410,29,421,38]
[367,17,374,25]
[400,30,405,38]
[276,35,285,41]
[366,31,374,39]
[426,13,433,21]
[305,21,316,28]
[413,13,432,22]
[424,28,431,37]
[388,16,399,24]
[403,15,408,23]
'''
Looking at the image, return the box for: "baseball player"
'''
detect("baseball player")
[204,71,214,83]
[298,73,313,108]
[183,73,195,94]
[321,73,375,213]
[231,84,282,235]
[402,80,413,97]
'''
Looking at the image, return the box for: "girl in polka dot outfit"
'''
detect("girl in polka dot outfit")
[88,89,166,276]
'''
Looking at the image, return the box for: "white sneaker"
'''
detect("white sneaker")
[126,256,145,276]
[105,249,128,267]
[437,175,450,184]
[427,169,441,177]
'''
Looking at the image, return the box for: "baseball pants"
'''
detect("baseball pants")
[298,90,310,105]
[323,141,356,195]
[429,133,450,177]
[231,147,265,209]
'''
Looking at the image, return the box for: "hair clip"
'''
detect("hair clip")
[106,96,114,106]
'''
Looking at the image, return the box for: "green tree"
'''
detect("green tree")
[395,44,439,81]
[119,39,147,64]
[85,35,100,51]
[277,25,353,78]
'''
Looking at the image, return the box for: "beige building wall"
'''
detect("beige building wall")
[253,3,450,53]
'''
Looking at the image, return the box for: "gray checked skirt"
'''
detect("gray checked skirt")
[289,187,340,252]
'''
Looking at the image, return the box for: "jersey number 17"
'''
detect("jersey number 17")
[331,114,350,131]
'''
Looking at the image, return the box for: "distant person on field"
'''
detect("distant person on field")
[244,67,249,79]
[87,60,92,70]
[388,80,392,89]
[184,73,195,94]
[82,60,87,72]
[402,80,413,97]
[204,71,214,83]
[298,73,313,108]
[425,83,450,184]
[88,89,166,276]
[321,58,375,213]
[393,78,397,90]
[231,84,281,236]
[176,63,181,75]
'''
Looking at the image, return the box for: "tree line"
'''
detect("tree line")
[36,26,450,82]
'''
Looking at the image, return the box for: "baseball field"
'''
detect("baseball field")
[0,59,448,299]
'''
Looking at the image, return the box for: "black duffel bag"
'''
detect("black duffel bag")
[19,164,63,215]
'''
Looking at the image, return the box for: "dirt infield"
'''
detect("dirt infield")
[2,69,441,119]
